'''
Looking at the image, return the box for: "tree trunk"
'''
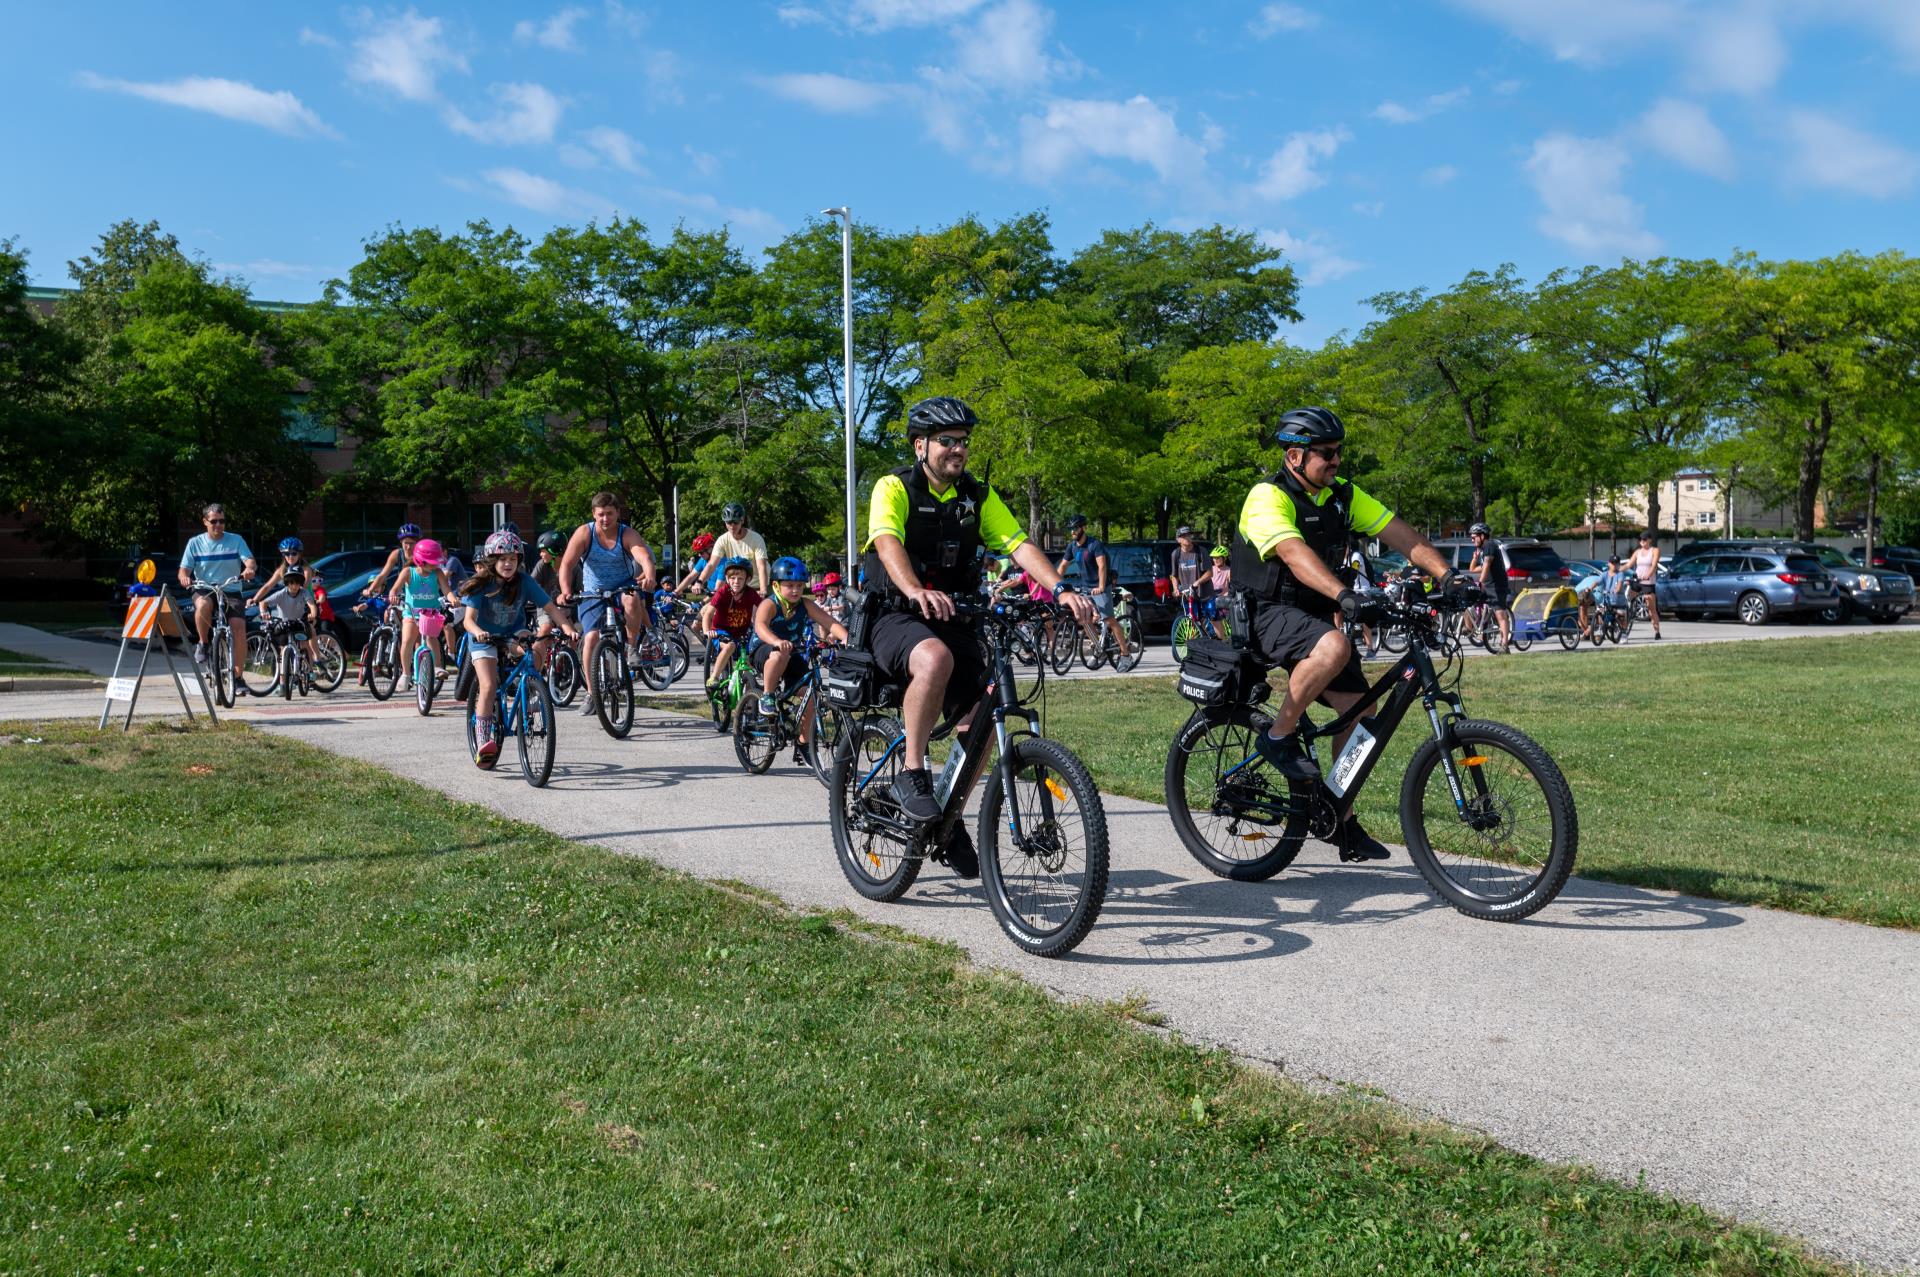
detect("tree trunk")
[1644,479,1662,545]
[1723,462,1739,538]
[1795,400,1833,541]
[1025,475,1041,548]
[1468,454,1486,525]
[1865,451,1880,564]
[1587,485,1596,558]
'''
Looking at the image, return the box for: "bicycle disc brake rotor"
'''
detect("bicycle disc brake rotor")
[1460,790,1516,843]
[1017,821,1070,873]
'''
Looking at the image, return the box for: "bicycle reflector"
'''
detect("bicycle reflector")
[1045,778,1068,802]
[136,558,156,585]
[1460,756,1488,767]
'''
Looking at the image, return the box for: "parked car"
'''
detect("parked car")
[320,567,385,649]
[311,547,392,586]
[1429,536,1571,591]
[1655,549,1838,624]
[1796,545,1914,623]
[1848,544,1920,577]
[1060,539,1178,637]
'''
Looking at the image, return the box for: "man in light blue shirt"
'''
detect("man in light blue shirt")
[176,502,258,685]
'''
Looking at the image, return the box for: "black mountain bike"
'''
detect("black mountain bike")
[1165,582,1577,922]
[580,585,682,738]
[829,596,1109,958]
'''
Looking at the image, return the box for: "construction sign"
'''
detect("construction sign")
[97,569,218,730]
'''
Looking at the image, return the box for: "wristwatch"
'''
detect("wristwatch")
[1052,581,1078,601]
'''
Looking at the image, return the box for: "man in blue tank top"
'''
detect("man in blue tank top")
[557,491,659,717]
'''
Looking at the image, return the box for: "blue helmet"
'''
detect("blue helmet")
[398,523,423,540]
[720,556,751,577]
[770,555,808,583]
[278,536,303,554]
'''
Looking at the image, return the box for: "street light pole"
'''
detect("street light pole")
[822,206,856,575]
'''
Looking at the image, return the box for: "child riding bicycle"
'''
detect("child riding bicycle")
[459,531,577,770]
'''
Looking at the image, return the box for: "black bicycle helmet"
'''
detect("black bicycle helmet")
[1068,514,1088,530]
[906,396,978,437]
[1274,406,1346,447]
[721,501,747,523]
[536,530,565,553]
[1469,521,1491,537]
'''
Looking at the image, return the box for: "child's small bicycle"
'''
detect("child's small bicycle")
[704,629,753,735]
[462,630,557,787]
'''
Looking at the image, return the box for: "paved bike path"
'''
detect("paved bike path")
[207,690,1920,1274]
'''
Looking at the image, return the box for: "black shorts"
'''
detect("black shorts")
[868,611,988,718]
[749,642,808,692]
[1246,600,1368,697]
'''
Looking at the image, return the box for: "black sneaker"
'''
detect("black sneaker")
[792,740,811,769]
[1337,816,1392,862]
[941,822,980,879]
[1254,729,1320,782]
[889,767,942,824]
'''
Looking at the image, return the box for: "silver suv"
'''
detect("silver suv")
[1429,536,1571,591]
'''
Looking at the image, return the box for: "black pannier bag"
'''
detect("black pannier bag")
[821,587,901,710]
[1177,636,1266,707]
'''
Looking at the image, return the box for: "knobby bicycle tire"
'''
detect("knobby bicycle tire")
[517,674,556,787]
[365,631,398,701]
[593,643,635,739]
[1164,707,1308,881]
[977,735,1109,958]
[1399,718,1577,921]
[732,697,779,774]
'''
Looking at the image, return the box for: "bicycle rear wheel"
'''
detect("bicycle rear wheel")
[517,676,556,787]
[243,632,278,696]
[1164,708,1308,880]
[1170,614,1196,664]
[592,643,634,739]
[1400,719,1577,921]
[1046,622,1077,675]
[1110,616,1143,672]
[829,715,921,901]
[311,635,346,691]
[634,631,675,690]
[978,736,1109,957]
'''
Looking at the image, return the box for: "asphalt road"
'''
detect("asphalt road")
[7,631,1918,1272]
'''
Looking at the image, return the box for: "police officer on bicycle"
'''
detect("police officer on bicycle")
[862,396,1094,852]
[1231,407,1459,860]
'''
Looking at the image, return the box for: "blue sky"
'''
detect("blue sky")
[6,0,1918,344]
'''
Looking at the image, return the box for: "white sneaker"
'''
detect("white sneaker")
[398,675,412,692]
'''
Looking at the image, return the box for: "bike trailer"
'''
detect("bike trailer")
[1510,587,1580,640]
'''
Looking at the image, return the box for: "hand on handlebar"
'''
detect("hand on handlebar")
[1058,589,1095,625]
[906,585,954,622]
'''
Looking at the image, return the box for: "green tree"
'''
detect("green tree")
[0,242,81,532]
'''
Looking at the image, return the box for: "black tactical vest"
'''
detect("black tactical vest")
[860,464,989,599]
[1230,467,1355,604]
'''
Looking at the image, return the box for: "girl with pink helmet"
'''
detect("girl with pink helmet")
[388,537,455,694]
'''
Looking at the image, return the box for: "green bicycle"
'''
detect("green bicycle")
[704,629,753,734]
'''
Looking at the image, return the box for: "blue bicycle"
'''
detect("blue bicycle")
[462,629,557,787]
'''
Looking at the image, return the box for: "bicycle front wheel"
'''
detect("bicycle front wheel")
[1046,622,1077,675]
[829,715,921,901]
[592,643,634,739]
[634,632,674,691]
[311,635,346,691]
[549,644,579,706]
[977,736,1109,957]
[414,646,436,715]
[1164,708,1308,880]
[365,632,397,701]
[279,646,296,700]
[732,697,778,774]
[1399,719,1577,921]
[212,631,235,708]
[1077,625,1107,671]
[1170,614,1196,664]
[808,699,847,789]
[517,676,556,787]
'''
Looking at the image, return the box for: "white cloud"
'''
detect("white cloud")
[1689,7,1786,93]
[1371,86,1469,125]
[647,186,785,236]
[603,0,648,37]
[514,8,591,51]
[1352,199,1386,216]
[1783,109,1919,197]
[778,4,828,23]
[445,82,565,144]
[348,9,465,102]
[954,0,1062,93]
[1019,95,1210,184]
[1444,0,1684,63]
[1638,97,1734,179]
[847,0,987,30]
[478,167,612,216]
[755,72,899,113]
[1249,3,1318,37]
[559,125,648,174]
[77,72,337,138]
[1257,227,1363,286]
[1491,78,1523,94]
[1422,163,1459,185]
[685,146,720,177]
[1525,132,1661,255]
[1252,127,1348,201]
[215,258,321,279]
[643,50,685,105]
[298,27,338,48]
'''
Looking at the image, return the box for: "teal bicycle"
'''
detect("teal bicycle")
[462,630,557,787]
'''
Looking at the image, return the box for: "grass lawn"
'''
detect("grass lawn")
[0,600,114,634]
[1036,631,1920,930]
[0,646,92,679]
[0,723,1834,1274]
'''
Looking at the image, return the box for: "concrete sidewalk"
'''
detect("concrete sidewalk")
[0,622,125,677]
[6,678,1917,1271]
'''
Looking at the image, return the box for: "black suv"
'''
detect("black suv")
[1849,545,1920,577]
[1429,536,1570,590]
[1054,538,1178,637]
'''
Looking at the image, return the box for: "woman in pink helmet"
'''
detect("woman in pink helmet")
[388,537,455,694]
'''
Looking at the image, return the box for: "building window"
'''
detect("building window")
[284,393,339,450]
[1699,510,1718,526]
[322,502,407,552]
[1697,477,1717,493]
[1682,481,1694,492]
[431,504,495,558]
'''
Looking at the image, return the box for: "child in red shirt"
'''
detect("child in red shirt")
[699,558,763,689]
